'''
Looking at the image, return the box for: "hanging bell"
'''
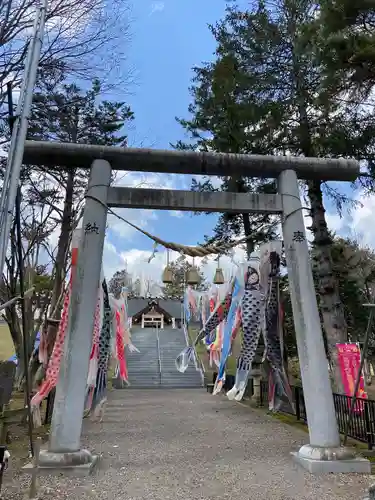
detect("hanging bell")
[186,266,201,285]
[162,265,173,284]
[213,267,225,285]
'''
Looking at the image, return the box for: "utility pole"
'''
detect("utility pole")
[0,0,48,279]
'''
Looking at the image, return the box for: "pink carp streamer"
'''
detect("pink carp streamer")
[31,285,71,425]
[109,291,139,384]
[201,293,209,326]
[209,295,225,368]
[32,229,80,425]
[115,310,128,382]
[85,296,102,411]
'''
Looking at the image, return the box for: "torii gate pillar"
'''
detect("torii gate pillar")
[37,159,111,475]
[279,169,370,473]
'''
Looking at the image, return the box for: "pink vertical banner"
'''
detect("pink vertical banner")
[336,343,367,413]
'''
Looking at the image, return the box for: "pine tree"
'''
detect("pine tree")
[162,255,207,299]
[330,237,375,339]
[108,269,134,299]
[318,0,375,98]
[13,69,135,380]
[175,50,279,256]
[176,0,375,390]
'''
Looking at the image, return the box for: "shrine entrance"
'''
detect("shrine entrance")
[22,140,366,475]
[128,298,178,329]
[142,311,164,329]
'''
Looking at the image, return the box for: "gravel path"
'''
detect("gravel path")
[3,389,372,499]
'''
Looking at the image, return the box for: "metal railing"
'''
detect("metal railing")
[182,323,205,386]
[209,373,375,450]
[259,381,375,450]
[155,326,162,385]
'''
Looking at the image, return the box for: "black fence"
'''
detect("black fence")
[260,380,375,449]
[211,373,375,450]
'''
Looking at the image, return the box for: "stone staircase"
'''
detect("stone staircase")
[118,326,203,389]
[125,328,160,388]
[158,327,204,388]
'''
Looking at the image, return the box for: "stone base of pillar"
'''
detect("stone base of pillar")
[23,448,99,477]
[291,444,370,474]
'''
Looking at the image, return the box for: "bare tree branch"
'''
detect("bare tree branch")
[0,0,132,109]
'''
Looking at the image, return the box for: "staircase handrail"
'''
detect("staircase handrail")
[155,326,162,384]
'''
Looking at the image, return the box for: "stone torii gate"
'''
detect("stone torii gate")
[22,141,370,475]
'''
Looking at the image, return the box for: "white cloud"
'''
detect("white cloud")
[149,1,165,15]
[169,210,184,218]
[108,208,157,238]
[113,171,179,190]
[102,239,127,279]
[324,212,345,233]
[108,171,182,239]
[340,194,375,248]
[102,246,247,285]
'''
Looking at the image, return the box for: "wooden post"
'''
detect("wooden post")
[29,437,41,499]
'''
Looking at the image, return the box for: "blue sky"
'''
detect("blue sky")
[100,0,373,284]
[125,0,228,150]
[104,0,229,280]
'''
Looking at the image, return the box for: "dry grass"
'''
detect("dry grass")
[0,325,49,465]
[0,323,14,360]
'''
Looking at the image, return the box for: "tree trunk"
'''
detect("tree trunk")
[5,309,24,389]
[307,180,347,393]
[289,18,347,393]
[364,358,372,386]
[23,265,35,354]
[49,169,75,318]
[242,213,254,259]
[5,307,22,359]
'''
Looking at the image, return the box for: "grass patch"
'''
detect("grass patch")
[8,392,25,411]
[0,323,14,360]
[0,390,50,469]
[252,404,375,467]
[187,326,239,377]
[270,411,309,433]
